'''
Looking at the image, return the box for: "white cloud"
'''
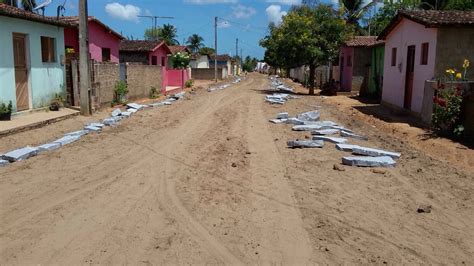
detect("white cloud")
[105,3,141,23]
[266,0,301,5]
[266,5,287,25]
[232,4,257,19]
[184,0,238,4]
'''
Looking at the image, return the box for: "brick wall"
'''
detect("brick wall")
[126,64,162,99]
[191,68,227,80]
[435,27,474,77]
[92,62,120,106]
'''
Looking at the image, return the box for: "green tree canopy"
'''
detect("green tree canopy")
[186,34,204,53]
[198,47,215,55]
[261,4,350,94]
[144,24,179,45]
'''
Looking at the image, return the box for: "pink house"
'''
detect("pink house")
[60,16,124,63]
[119,40,190,94]
[378,10,474,114]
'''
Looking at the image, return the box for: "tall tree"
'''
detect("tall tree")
[144,24,179,45]
[186,34,204,53]
[159,24,179,45]
[261,4,350,94]
[338,0,376,28]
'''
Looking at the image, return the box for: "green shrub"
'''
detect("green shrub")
[149,86,160,99]
[0,101,12,114]
[185,79,194,88]
[113,81,129,104]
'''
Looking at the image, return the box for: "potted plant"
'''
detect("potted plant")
[0,101,13,121]
[49,93,64,111]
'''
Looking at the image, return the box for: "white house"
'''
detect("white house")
[190,53,210,69]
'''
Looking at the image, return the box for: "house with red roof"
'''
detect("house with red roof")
[59,16,124,63]
[378,10,474,113]
[336,36,384,93]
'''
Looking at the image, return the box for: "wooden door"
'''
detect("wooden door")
[404,45,415,110]
[13,33,29,111]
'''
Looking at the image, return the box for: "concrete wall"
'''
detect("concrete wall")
[92,62,120,105]
[126,64,162,100]
[434,27,474,77]
[0,16,66,112]
[381,18,437,114]
[191,68,227,80]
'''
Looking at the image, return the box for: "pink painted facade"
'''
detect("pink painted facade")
[64,19,122,63]
[339,46,353,91]
[381,19,437,113]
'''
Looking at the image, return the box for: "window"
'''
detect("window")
[101,47,111,62]
[347,55,352,67]
[161,57,166,67]
[151,56,157,65]
[41,36,56,63]
[391,48,397,66]
[421,42,429,65]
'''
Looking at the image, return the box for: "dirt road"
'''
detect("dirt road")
[1,73,473,264]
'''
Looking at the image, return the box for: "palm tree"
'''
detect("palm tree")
[158,24,179,45]
[339,0,376,26]
[186,34,204,53]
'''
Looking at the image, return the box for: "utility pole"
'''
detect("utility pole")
[138,15,174,40]
[214,16,218,82]
[236,38,238,61]
[79,0,91,116]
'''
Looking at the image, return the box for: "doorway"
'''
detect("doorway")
[12,33,29,111]
[404,45,415,110]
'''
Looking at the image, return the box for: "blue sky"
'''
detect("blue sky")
[42,0,337,59]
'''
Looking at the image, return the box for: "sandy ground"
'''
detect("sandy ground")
[0,73,473,264]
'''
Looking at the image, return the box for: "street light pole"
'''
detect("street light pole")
[214,16,218,83]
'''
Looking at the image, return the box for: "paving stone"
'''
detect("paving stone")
[342,156,396,167]
[120,111,132,118]
[276,112,289,119]
[64,130,89,137]
[335,144,361,152]
[173,92,186,99]
[88,122,105,128]
[84,125,102,133]
[2,146,39,162]
[163,101,173,105]
[312,136,348,144]
[340,131,368,140]
[0,159,9,167]
[352,147,401,159]
[37,142,61,153]
[287,140,324,148]
[297,110,320,122]
[312,129,340,135]
[53,135,81,146]
[103,118,118,126]
[126,103,143,110]
[111,108,122,117]
[285,118,305,125]
[292,121,338,131]
[150,102,165,107]
[269,118,287,124]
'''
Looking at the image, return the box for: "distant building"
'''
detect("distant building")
[0,4,68,113]
[119,40,171,67]
[209,54,232,76]
[378,10,474,113]
[59,16,124,63]
[190,53,210,69]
